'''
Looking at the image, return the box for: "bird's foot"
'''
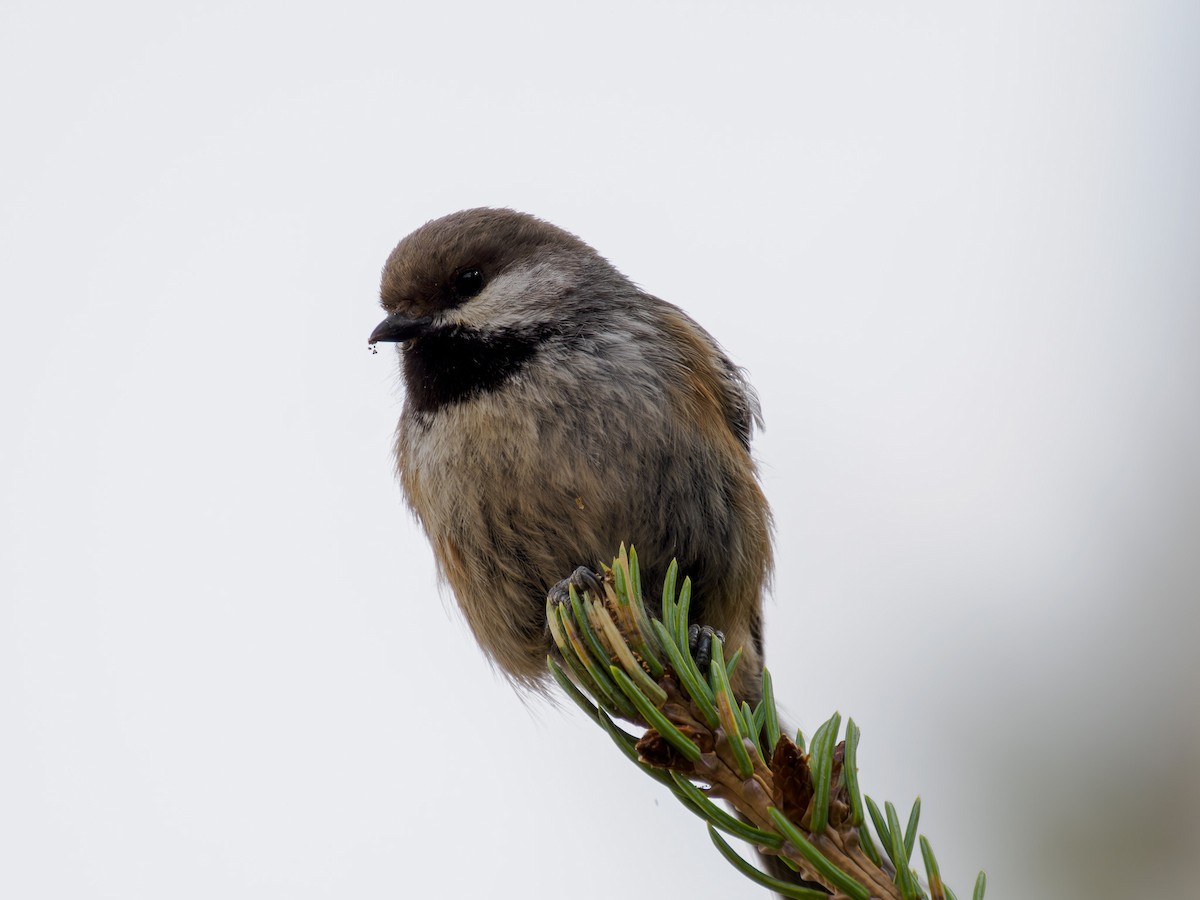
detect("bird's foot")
[548,568,724,678]
[547,566,605,607]
[687,623,726,675]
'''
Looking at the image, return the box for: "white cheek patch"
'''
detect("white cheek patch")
[440,262,572,332]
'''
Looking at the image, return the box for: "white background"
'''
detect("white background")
[3,2,1197,898]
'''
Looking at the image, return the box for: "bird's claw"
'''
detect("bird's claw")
[548,566,605,606]
[688,623,725,674]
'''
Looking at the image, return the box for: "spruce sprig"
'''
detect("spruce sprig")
[546,545,985,899]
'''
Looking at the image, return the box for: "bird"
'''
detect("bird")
[369,208,773,701]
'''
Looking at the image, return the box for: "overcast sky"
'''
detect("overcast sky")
[3,2,1198,898]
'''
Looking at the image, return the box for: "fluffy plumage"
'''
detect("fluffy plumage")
[371,208,773,699]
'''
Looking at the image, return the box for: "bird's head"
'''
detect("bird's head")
[369,207,611,346]
[370,208,633,412]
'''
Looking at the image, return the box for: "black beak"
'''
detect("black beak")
[368,312,434,345]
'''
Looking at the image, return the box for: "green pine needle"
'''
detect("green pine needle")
[675,577,693,650]
[885,801,919,899]
[649,619,720,727]
[661,558,679,634]
[568,583,610,672]
[609,666,703,764]
[866,796,893,864]
[707,825,832,900]
[555,601,638,720]
[808,712,841,835]
[709,636,755,779]
[919,835,945,900]
[762,668,782,755]
[726,646,743,683]
[627,545,643,611]
[590,598,667,705]
[767,807,870,900]
[742,700,765,760]
[620,547,665,678]
[670,773,783,849]
[858,816,884,868]
[844,718,865,827]
[904,797,921,861]
[548,656,599,721]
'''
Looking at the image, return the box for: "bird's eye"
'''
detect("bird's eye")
[453,268,484,300]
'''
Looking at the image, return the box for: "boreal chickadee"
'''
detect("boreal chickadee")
[369,208,772,700]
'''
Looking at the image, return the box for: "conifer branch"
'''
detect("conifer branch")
[547,546,986,899]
